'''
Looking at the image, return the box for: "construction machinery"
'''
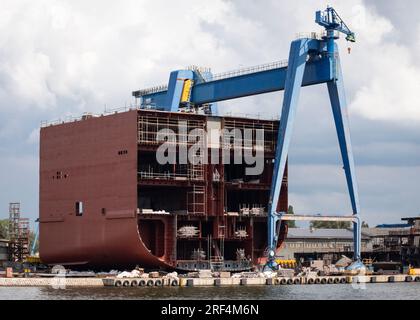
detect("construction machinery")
[30,218,39,257]
[133,6,362,271]
[25,218,42,265]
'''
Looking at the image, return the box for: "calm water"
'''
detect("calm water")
[0,283,419,300]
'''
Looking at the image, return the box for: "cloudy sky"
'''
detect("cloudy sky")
[1,0,419,226]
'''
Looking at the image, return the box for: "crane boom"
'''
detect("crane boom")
[134,55,333,110]
[316,6,356,42]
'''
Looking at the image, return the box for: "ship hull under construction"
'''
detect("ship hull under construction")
[39,109,288,271]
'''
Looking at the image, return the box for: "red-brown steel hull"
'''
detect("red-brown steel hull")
[39,110,287,270]
[40,111,171,269]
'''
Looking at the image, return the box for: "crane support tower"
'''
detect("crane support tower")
[133,7,362,270]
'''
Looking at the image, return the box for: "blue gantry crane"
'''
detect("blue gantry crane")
[133,7,362,270]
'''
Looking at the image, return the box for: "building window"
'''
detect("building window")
[53,171,68,180]
[76,202,84,216]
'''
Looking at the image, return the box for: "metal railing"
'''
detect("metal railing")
[41,106,138,127]
[134,60,289,98]
[186,66,211,74]
[295,31,341,40]
[222,111,280,121]
[133,84,169,97]
[138,169,204,181]
[199,60,289,83]
[295,32,323,40]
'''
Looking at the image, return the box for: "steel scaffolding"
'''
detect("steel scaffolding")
[8,203,30,262]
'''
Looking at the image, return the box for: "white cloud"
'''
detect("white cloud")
[4,52,56,109]
[349,42,420,122]
[0,0,243,113]
[1,0,416,122]
[345,4,420,122]
[27,128,40,145]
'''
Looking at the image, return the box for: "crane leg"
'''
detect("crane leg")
[327,58,361,261]
[266,39,310,269]
[166,70,194,112]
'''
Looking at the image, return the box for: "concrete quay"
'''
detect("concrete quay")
[0,274,419,288]
[103,274,420,288]
[0,277,104,287]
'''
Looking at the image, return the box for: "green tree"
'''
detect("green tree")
[287,205,296,228]
[0,219,39,254]
[0,219,8,239]
[310,221,351,229]
[362,221,369,228]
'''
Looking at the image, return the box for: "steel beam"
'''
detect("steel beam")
[136,39,332,111]
[191,58,331,105]
[327,54,361,260]
[138,59,332,109]
[267,39,310,257]
[280,214,358,222]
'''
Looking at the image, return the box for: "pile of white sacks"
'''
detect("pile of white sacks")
[115,269,282,280]
[230,271,277,279]
[116,270,179,280]
[116,270,145,279]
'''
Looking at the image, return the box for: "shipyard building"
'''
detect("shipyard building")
[39,109,288,270]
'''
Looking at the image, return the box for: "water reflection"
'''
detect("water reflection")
[0,283,418,300]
